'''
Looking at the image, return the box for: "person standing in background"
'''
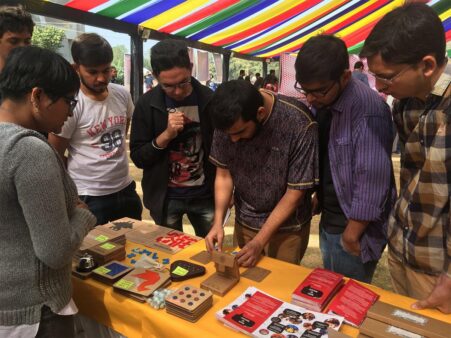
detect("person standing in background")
[295,35,395,283]
[352,61,370,86]
[361,2,451,313]
[48,33,142,225]
[130,40,215,237]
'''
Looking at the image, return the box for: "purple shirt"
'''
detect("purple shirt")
[324,78,396,263]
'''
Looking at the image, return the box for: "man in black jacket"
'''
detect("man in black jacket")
[130,40,215,237]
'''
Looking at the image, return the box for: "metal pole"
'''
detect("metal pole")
[222,51,231,83]
[130,33,143,103]
[262,60,268,78]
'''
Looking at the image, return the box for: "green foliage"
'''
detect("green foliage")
[208,55,280,82]
[229,58,262,79]
[31,25,65,52]
[112,45,127,83]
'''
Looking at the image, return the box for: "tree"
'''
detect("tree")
[112,45,128,83]
[31,26,65,52]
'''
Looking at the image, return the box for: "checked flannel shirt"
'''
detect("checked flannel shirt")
[388,62,451,277]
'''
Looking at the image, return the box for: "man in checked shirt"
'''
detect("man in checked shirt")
[362,3,450,313]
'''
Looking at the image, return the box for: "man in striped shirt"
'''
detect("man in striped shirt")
[362,3,450,313]
[295,35,396,283]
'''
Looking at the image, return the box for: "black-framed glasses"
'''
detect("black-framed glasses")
[294,81,337,98]
[369,65,413,86]
[160,78,191,92]
[63,96,78,112]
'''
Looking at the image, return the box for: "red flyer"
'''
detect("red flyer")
[217,287,344,337]
[327,279,379,327]
[223,291,283,333]
[292,268,344,310]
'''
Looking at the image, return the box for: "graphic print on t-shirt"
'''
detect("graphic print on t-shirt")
[168,105,205,188]
[88,115,127,159]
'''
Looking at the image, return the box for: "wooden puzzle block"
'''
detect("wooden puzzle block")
[165,285,213,322]
[200,251,239,296]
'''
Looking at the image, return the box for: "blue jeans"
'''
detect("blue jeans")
[80,181,143,225]
[163,197,214,237]
[319,227,378,283]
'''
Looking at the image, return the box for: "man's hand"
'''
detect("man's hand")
[340,234,361,256]
[165,111,185,139]
[76,199,89,210]
[311,192,320,216]
[340,219,368,256]
[411,274,451,314]
[235,238,264,267]
[205,224,225,253]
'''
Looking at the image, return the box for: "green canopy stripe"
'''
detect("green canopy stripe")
[176,0,260,37]
[97,0,151,18]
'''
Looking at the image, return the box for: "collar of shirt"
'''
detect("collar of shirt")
[330,77,358,114]
[430,60,450,97]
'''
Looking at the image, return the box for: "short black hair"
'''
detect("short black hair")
[360,3,446,66]
[0,46,80,101]
[0,5,34,38]
[354,61,364,70]
[295,35,349,83]
[71,33,113,67]
[209,80,263,130]
[150,39,190,76]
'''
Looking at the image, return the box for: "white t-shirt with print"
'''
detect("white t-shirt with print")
[59,83,133,196]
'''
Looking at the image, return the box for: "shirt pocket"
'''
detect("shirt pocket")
[334,137,353,165]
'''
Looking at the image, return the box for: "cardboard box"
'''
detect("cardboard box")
[367,301,450,338]
[360,317,424,338]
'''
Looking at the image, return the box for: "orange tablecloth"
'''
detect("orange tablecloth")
[73,240,451,338]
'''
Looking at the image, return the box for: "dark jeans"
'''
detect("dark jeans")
[319,227,378,283]
[162,197,214,237]
[80,181,143,225]
[36,306,74,338]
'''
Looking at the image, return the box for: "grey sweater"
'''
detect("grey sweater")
[0,123,96,325]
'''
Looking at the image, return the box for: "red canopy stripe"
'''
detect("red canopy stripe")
[238,0,346,55]
[66,0,109,12]
[160,0,240,34]
[323,0,389,35]
[212,0,322,47]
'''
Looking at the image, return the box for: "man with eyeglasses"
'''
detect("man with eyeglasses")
[361,3,450,314]
[48,33,143,225]
[295,35,396,283]
[130,40,215,237]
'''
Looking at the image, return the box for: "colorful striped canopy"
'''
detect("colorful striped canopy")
[52,0,450,58]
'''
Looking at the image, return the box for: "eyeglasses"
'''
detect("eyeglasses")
[369,65,413,86]
[63,96,78,112]
[160,78,191,92]
[294,81,337,98]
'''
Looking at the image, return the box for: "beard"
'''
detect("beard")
[79,73,108,94]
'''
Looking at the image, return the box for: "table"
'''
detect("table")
[73,240,451,338]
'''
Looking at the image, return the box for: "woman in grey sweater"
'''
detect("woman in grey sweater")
[0,46,96,337]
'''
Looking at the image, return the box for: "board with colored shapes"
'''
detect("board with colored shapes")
[113,268,171,302]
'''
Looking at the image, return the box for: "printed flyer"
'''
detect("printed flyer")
[217,287,344,338]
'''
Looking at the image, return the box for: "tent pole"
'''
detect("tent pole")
[222,51,231,83]
[263,60,268,78]
[130,32,143,104]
